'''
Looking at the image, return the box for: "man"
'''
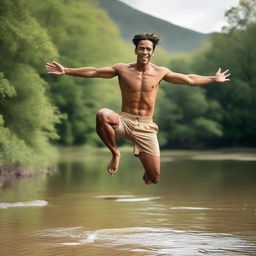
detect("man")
[45,32,230,185]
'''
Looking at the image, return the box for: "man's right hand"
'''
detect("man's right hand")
[45,61,65,75]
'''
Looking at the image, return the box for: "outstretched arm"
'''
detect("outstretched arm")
[163,68,231,86]
[45,61,118,78]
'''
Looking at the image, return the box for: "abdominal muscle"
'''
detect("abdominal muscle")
[121,91,156,117]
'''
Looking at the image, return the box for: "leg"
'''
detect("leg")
[139,152,160,185]
[96,108,120,175]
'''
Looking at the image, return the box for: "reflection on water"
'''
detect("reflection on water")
[0,149,256,256]
[34,226,256,256]
[96,195,160,202]
[0,200,48,209]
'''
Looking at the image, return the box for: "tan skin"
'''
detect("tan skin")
[45,40,230,184]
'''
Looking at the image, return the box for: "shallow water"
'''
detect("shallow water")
[1,149,256,256]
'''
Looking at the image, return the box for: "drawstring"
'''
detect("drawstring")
[136,116,140,125]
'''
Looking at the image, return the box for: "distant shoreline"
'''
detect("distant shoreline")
[1,147,255,189]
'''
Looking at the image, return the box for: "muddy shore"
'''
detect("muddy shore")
[0,165,55,190]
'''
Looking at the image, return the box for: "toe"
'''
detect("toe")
[107,168,113,175]
[112,168,118,175]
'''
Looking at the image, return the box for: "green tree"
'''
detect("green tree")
[0,0,61,169]
[155,53,223,148]
[191,0,256,146]
[223,0,256,32]
[30,0,133,145]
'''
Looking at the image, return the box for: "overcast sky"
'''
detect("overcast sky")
[118,0,240,33]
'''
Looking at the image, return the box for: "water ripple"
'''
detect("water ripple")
[169,207,211,210]
[116,197,160,202]
[34,226,256,255]
[96,195,161,202]
[0,200,48,209]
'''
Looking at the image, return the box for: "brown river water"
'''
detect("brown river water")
[0,149,256,256]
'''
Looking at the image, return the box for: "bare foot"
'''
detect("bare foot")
[107,152,121,175]
[143,172,152,185]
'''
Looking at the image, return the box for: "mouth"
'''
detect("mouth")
[141,56,149,61]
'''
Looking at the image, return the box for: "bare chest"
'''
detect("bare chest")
[119,71,160,93]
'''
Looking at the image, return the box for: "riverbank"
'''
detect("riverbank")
[1,147,256,189]
[58,146,256,161]
[0,165,56,190]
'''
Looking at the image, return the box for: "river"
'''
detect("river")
[1,149,256,256]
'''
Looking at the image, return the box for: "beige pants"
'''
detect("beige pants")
[114,112,160,157]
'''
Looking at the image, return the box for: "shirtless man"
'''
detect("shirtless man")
[45,33,230,185]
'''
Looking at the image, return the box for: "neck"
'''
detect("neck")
[136,62,151,72]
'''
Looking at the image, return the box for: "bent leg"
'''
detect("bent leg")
[139,152,160,184]
[96,108,120,175]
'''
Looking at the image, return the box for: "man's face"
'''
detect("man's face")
[135,40,154,64]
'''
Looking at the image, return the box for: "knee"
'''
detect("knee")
[96,108,109,123]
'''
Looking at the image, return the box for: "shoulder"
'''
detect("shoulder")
[158,66,171,74]
[152,64,172,78]
[112,63,136,74]
[112,63,129,71]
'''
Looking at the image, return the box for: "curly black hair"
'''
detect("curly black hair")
[132,32,160,50]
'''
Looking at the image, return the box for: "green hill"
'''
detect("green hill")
[98,0,211,53]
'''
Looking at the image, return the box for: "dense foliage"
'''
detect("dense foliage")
[0,0,61,169]
[29,0,135,146]
[157,0,256,147]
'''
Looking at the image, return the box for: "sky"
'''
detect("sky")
[118,0,240,33]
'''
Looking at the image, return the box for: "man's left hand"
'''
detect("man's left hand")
[215,68,231,82]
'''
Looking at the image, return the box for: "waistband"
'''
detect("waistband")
[119,111,153,122]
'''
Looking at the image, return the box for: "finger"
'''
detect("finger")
[45,64,55,68]
[223,69,230,74]
[46,64,59,70]
[217,67,221,73]
[53,61,60,66]
[48,72,61,75]
[225,78,231,82]
[45,67,55,71]
[225,73,231,77]
[45,65,54,69]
